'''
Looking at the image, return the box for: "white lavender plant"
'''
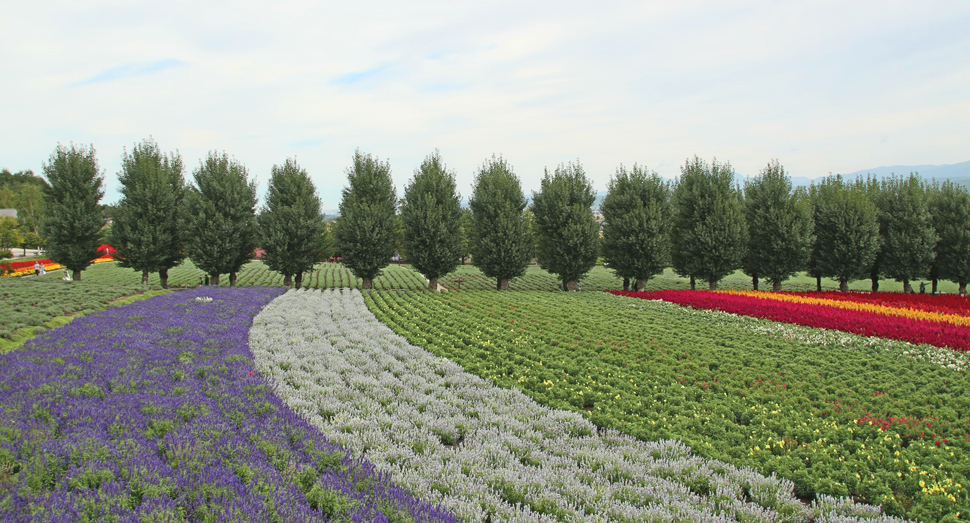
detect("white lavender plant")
[250,288,911,523]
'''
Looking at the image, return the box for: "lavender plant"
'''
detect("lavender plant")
[0,287,454,522]
[249,288,908,523]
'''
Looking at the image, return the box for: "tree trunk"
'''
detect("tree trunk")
[871,277,879,292]
[960,282,967,296]
[622,277,630,291]
[295,273,303,289]
[903,279,912,294]
[752,275,759,291]
[566,280,580,292]
[159,269,169,289]
[141,271,149,285]
[362,277,373,290]
[211,274,220,286]
[772,280,782,292]
[284,274,293,287]
[816,276,822,292]
[709,280,718,291]
[839,279,848,292]
[635,279,646,291]
[932,278,939,295]
[72,269,81,281]
[428,277,438,292]
[689,275,696,291]
[229,272,237,287]
[498,278,510,291]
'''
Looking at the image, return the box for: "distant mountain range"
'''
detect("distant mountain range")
[782,160,970,190]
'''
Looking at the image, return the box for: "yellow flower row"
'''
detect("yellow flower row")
[720,290,970,326]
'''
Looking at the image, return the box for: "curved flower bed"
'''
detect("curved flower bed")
[249,288,906,523]
[0,287,453,522]
[610,290,970,352]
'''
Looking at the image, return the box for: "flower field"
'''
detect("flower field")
[0,287,454,522]
[366,290,970,521]
[611,290,970,352]
[248,288,905,522]
[0,256,114,277]
[6,269,970,522]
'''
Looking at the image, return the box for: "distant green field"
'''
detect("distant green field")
[32,259,431,291]
[439,264,963,293]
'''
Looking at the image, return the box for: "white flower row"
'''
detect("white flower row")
[249,288,907,523]
[630,298,970,372]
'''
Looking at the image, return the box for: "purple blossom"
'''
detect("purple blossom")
[0,287,455,522]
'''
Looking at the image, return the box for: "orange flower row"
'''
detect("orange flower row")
[720,290,970,327]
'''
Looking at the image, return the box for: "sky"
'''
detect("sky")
[2,1,969,209]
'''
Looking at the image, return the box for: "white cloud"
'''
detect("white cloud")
[2,0,968,207]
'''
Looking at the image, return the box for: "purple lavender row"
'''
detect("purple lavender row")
[0,287,456,523]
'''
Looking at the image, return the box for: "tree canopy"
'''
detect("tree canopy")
[183,152,257,286]
[928,180,970,294]
[742,160,814,291]
[670,156,747,290]
[257,158,327,288]
[401,150,463,291]
[468,155,533,290]
[109,138,186,287]
[40,144,105,281]
[335,150,397,289]
[531,160,598,291]
[810,176,880,291]
[601,164,672,290]
[873,173,937,293]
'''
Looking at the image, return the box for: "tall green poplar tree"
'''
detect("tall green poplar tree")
[258,158,327,288]
[41,144,105,281]
[874,173,937,293]
[742,160,814,291]
[928,180,970,295]
[601,163,672,291]
[183,152,257,286]
[861,175,885,292]
[110,138,187,288]
[670,156,746,290]
[810,176,880,291]
[468,155,533,290]
[336,150,397,290]
[531,160,598,291]
[401,150,463,291]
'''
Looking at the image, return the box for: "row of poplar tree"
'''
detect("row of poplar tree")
[38,139,970,294]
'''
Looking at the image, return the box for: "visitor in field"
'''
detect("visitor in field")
[919,281,926,294]
[34,261,40,276]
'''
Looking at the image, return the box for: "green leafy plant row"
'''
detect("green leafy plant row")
[438,265,966,294]
[26,260,430,291]
[0,278,161,342]
[364,290,970,522]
